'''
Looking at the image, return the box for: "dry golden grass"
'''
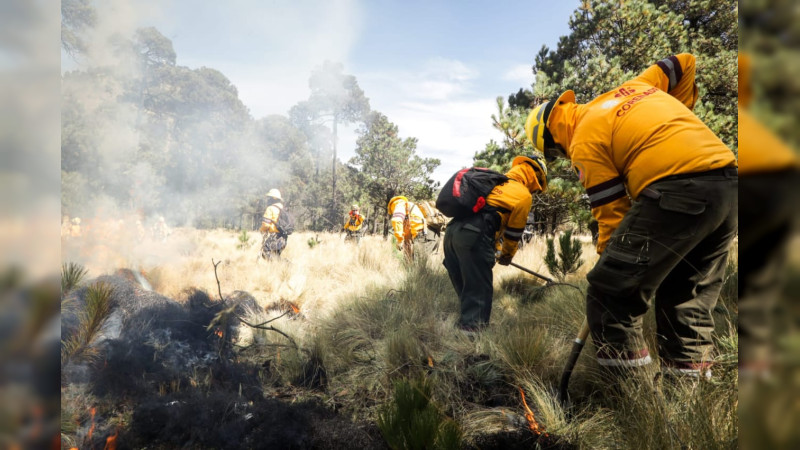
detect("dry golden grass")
[61,225,738,449]
[62,226,406,321]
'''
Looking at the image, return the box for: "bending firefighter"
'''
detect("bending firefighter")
[525,53,737,378]
[388,196,426,258]
[259,189,288,260]
[444,155,547,332]
[343,204,365,243]
[737,52,800,375]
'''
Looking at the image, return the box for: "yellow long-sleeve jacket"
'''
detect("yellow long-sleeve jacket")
[344,211,365,231]
[260,203,284,234]
[737,52,799,175]
[389,197,426,245]
[486,162,543,260]
[549,53,737,254]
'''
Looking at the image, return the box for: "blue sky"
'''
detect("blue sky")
[71,0,579,183]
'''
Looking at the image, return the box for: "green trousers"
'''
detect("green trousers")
[443,215,497,329]
[586,168,738,370]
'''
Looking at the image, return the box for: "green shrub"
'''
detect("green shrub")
[378,377,462,450]
[237,229,251,249]
[544,229,583,281]
[61,282,114,367]
[61,262,87,293]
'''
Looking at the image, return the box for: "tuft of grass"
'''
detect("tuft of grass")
[378,377,462,450]
[60,384,97,447]
[517,377,621,449]
[718,257,738,314]
[594,365,738,450]
[385,328,429,378]
[61,282,114,367]
[61,262,87,294]
[490,323,555,378]
[499,274,547,304]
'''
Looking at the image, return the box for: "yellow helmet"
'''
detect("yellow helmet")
[351,204,359,211]
[266,188,283,201]
[387,196,408,215]
[525,90,575,160]
[512,154,548,191]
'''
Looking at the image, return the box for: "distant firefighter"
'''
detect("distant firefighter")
[258,189,291,260]
[152,216,171,242]
[136,219,146,241]
[70,217,82,238]
[343,204,365,243]
[387,196,426,257]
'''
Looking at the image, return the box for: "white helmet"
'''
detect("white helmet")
[266,188,282,201]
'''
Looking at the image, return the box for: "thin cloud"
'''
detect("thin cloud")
[502,63,535,86]
[338,58,504,183]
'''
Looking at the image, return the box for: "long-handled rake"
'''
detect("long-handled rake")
[508,262,588,407]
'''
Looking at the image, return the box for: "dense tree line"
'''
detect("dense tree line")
[61,5,438,234]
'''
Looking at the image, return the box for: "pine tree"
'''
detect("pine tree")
[544,229,584,281]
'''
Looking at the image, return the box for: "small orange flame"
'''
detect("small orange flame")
[518,387,548,436]
[103,429,119,450]
[215,329,223,338]
[88,407,97,441]
[427,356,434,368]
[289,303,300,314]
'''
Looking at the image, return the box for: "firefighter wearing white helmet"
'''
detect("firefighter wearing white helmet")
[70,217,82,238]
[260,189,284,234]
[525,53,737,377]
[259,188,289,260]
[443,154,547,332]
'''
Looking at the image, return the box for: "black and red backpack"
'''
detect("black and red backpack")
[436,168,509,219]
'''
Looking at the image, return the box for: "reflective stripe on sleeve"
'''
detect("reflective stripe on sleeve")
[656,55,683,91]
[503,226,524,242]
[586,177,626,208]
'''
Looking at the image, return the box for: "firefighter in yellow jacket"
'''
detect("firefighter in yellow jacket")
[525,53,737,377]
[443,155,547,332]
[343,204,365,232]
[387,196,426,251]
[259,189,287,259]
[343,204,365,242]
[737,52,800,374]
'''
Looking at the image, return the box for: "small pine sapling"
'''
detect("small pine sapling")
[544,229,583,281]
[307,235,322,248]
[237,230,250,250]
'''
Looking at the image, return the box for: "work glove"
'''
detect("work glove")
[396,242,403,251]
[496,254,512,266]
